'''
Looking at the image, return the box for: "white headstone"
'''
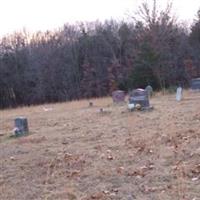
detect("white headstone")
[176,87,182,101]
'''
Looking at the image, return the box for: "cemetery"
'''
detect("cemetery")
[0,90,200,200]
[0,0,200,199]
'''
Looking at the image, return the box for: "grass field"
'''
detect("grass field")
[0,91,200,200]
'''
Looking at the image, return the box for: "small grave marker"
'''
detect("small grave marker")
[112,90,125,103]
[14,117,29,136]
[89,102,93,107]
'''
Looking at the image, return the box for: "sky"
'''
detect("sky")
[0,0,199,37]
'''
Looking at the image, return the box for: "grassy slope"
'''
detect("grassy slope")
[0,92,200,200]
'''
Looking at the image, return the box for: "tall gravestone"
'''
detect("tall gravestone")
[112,90,125,103]
[14,117,29,136]
[176,86,182,101]
[129,89,150,109]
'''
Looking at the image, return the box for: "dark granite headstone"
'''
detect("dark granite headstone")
[14,117,29,136]
[129,89,150,108]
[191,78,200,90]
[112,90,125,103]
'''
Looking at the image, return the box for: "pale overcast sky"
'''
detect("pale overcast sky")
[0,0,199,36]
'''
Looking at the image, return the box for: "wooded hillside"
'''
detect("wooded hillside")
[1,2,200,108]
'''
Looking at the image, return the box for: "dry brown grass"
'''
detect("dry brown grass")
[0,92,200,200]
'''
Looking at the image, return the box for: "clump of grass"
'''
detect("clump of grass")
[167,86,177,94]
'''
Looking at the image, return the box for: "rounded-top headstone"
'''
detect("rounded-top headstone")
[145,85,153,97]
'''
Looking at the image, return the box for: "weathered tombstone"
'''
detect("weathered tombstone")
[145,85,153,98]
[14,117,29,136]
[190,78,200,91]
[112,90,125,103]
[176,87,182,101]
[129,89,150,110]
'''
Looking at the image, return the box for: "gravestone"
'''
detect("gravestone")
[129,89,150,109]
[14,117,29,136]
[145,85,153,98]
[190,78,200,90]
[112,90,125,103]
[176,87,182,101]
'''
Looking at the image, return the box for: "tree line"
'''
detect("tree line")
[0,1,200,109]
